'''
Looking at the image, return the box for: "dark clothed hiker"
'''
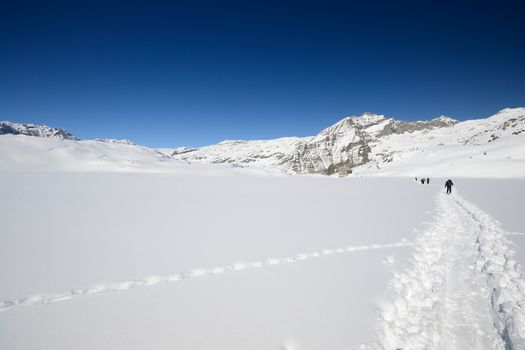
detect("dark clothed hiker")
[445,179,454,194]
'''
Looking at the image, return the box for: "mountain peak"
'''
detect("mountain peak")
[430,115,458,125]
[333,113,387,128]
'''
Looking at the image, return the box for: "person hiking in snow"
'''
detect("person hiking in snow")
[445,179,454,194]
[426,177,430,184]
[421,179,425,184]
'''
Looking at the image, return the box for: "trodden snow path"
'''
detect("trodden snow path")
[368,191,525,350]
[0,239,412,313]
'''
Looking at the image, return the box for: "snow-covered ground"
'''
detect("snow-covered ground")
[0,171,433,350]
[1,166,524,349]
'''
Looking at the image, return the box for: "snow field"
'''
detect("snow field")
[1,170,524,349]
[0,172,435,350]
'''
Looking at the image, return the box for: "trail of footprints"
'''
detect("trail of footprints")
[0,240,412,312]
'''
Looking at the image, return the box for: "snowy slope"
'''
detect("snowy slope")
[357,108,525,178]
[0,134,174,172]
[168,137,305,168]
[0,135,289,178]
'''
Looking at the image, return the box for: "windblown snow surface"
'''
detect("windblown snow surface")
[1,135,525,349]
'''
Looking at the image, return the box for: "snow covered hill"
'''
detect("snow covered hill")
[0,135,168,172]
[169,137,306,168]
[356,108,525,178]
[1,108,524,177]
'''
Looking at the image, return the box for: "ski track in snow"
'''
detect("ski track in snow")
[0,240,412,312]
[365,190,525,350]
[507,232,525,236]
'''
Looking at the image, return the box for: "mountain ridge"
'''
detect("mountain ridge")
[1,108,524,176]
[169,108,524,175]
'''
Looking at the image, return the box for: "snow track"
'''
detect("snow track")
[0,240,412,312]
[370,191,525,350]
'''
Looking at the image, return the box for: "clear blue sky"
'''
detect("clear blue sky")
[1,0,524,147]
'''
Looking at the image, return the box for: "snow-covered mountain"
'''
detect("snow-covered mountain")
[169,108,524,176]
[0,121,77,140]
[1,108,524,177]
[168,137,305,168]
[358,108,525,177]
[166,112,462,174]
[284,113,459,175]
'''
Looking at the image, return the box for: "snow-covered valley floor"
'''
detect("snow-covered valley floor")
[1,170,524,349]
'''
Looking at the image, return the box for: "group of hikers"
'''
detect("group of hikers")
[415,177,454,194]
[415,177,430,184]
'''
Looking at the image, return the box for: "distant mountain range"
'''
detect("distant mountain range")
[167,113,462,175]
[166,108,524,175]
[2,107,524,176]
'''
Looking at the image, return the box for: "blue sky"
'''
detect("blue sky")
[1,0,524,147]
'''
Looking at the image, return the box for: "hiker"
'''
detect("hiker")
[445,179,454,194]
[421,179,425,184]
[426,177,430,184]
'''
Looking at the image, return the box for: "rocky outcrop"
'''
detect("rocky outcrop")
[0,121,77,140]
[285,117,374,175]
[281,113,458,175]
[374,116,457,137]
